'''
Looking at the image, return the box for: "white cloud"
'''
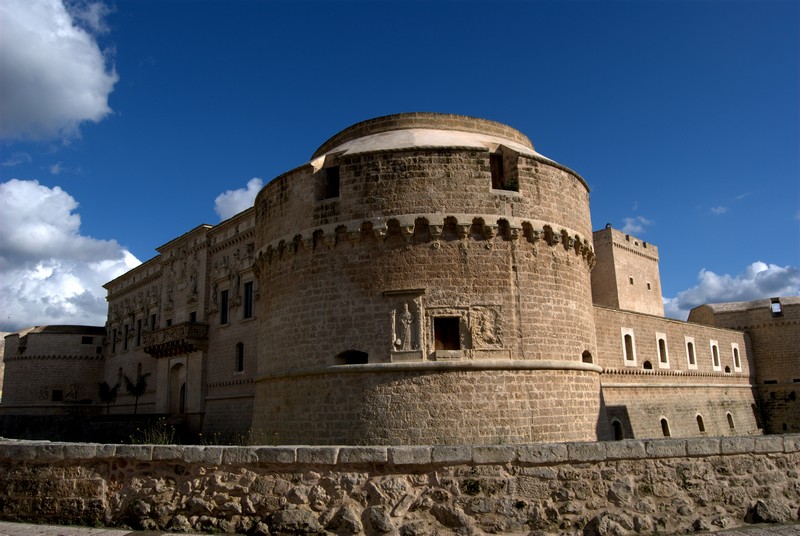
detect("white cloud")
[621,216,653,235]
[710,206,728,215]
[50,162,63,175]
[663,261,800,320]
[0,179,140,331]
[214,178,263,220]
[2,152,32,167]
[0,0,118,141]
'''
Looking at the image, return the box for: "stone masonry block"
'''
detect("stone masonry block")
[222,447,259,465]
[114,445,153,461]
[388,446,432,465]
[783,434,800,453]
[33,444,65,461]
[472,445,516,464]
[93,444,116,459]
[516,443,569,464]
[63,444,97,460]
[181,446,223,465]
[254,447,296,464]
[151,445,184,461]
[721,436,755,454]
[296,447,338,465]
[0,443,37,461]
[338,447,388,464]
[568,442,607,462]
[753,435,784,453]
[644,439,686,458]
[431,445,472,464]
[686,438,721,457]
[605,440,647,460]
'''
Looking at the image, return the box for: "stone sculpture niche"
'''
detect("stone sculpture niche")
[386,291,424,362]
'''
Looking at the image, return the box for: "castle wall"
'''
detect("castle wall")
[594,306,759,439]
[689,298,800,434]
[0,327,105,413]
[1,436,798,534]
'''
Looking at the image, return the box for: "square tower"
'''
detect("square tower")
[591,225,664,316]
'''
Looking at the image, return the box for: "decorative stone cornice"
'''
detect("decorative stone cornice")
[4,354,104,362]
[603,367,749,380]
[208,228,255,255]
[254,214,595,273]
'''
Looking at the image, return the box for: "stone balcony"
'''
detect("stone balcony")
[142,322,208,358]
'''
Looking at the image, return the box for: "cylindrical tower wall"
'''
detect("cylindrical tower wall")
[252,114,603,444]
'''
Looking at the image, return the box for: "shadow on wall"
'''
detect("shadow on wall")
[604,403,634,441]
[595,388,615,441]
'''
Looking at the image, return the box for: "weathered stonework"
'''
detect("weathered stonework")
[0,436,797,534]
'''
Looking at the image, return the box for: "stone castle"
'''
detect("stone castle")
[1,113,798,444]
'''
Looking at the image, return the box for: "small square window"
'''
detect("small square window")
[434,317,460,351]
[51,389,63,402]
[770,298,783,317]
[81,336,93,345]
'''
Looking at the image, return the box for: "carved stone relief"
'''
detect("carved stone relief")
[392,301,421,351]
[471,306,503,349]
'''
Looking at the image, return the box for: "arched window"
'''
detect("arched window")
[732,345,741,371]
[696,415,705,432]
[727,412,735,430]
[661,418,671,437]
[623,333,635,363]
[658,338,668,363]
[612,420,624,440]
[643,361,653,370]
[235,342,244,372]
[711,341,721,370]
[582,350,593,364]
[686,338,697,369]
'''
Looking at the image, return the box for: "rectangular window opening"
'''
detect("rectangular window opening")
[220,289,229,325]
[323,166,340,199]
[434,317,461,351]
[244,281,254,319]
[770,297,783,317]
[51,389,63,402]
[81,336,93,345]
[490,153,518,192]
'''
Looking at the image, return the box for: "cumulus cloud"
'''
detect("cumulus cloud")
[0,0,118,141]
[214,178,263,220]
[621,216,653,235]
[663,261,800,320]
[0,179,140,331]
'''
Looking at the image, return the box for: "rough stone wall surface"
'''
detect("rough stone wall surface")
[253,369,604,446]
[0,436,798,535]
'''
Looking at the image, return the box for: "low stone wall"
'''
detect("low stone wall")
[0,436,798,535]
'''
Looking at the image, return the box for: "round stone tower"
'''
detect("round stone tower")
[252,113,605,445]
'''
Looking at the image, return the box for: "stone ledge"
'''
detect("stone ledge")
[1,435,798,466]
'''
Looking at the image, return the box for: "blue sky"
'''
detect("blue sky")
[1,0,798,330]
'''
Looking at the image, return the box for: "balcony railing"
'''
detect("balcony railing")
[143,322,208,358]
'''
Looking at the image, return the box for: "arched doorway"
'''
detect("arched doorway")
[169,362,187,414]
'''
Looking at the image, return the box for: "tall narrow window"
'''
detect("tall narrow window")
[697,415,705,432]
[732,344,741,371]
[220,289,229,325]
[135,318,142,346]
[235,342,244,372]
[661,418,671,437]
[711,341,721,370]
[123,324,129,350]
[727,412,735,430]
[189,311,197,323]
[622,329,636,365]
[150,313,157,330]
[111,328,117,353]
[244,281,254,319]
[323,166,340,199]
[656,333,668,368]
[686,339,696,368]
[490,153,505,189]
[434,317,460,351]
